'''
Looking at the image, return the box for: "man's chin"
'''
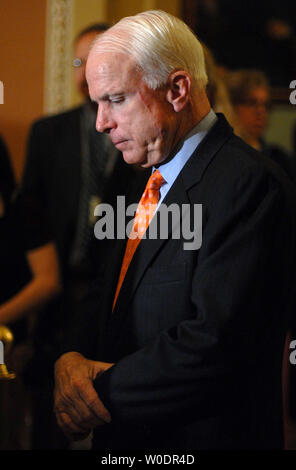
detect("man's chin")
[122,151,149,167]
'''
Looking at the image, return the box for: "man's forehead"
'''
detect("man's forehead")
[86,51,140,89]
[92,60,114,77]
[88,50,135,72]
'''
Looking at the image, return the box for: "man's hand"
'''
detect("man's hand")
[54,351,114,441]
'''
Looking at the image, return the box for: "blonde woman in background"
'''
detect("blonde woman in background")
[225,69,294,179]
[202,43,239,132]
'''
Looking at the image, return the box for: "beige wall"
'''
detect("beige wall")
[0,0,47,181]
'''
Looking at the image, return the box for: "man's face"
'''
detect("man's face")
[86,51,179,167]
[73,31,101,98]
[235,86,270,140]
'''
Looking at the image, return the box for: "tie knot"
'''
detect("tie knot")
[146,169,166,191]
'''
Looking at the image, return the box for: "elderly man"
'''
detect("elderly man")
[54,11,296,450]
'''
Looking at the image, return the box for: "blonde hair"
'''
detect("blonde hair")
[91,10,208,91]
[225,69,270,106]
[202,44,238,129]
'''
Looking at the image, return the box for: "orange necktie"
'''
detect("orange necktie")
[112,169,166,310]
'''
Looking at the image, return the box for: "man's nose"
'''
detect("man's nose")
[96,105,115,134]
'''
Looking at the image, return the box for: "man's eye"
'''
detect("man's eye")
[110,96,124,104]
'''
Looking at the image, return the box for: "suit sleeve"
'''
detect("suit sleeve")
[0,134,15,210]
[93,165,296,426]
[14,121,53,250]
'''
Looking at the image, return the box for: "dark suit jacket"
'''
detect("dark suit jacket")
[18,105,134,279]
[62,114,296,449]
[0,135,30,344]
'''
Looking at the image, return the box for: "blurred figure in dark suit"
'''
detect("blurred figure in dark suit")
[0,134,32,449]
[0,134,30,344]
[5,23,138,449]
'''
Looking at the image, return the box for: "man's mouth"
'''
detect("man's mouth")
[113,139,128,148]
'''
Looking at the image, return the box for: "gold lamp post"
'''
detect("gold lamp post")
[0,326,16,380]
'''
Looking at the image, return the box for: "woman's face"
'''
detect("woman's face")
[235,86,270,141]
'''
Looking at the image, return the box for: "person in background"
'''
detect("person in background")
[0,135,15,217]
[226,68,296,448]
[0,134,31,345]
[1,23,137,449]
[202,43,239,131]
[225,69,295,180]
[0,135,32,450]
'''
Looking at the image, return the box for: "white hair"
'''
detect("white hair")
[91,10,208,91]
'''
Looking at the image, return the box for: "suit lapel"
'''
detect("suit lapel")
[181,113,233,191]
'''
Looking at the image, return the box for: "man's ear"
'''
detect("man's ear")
[166,70,192,112]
